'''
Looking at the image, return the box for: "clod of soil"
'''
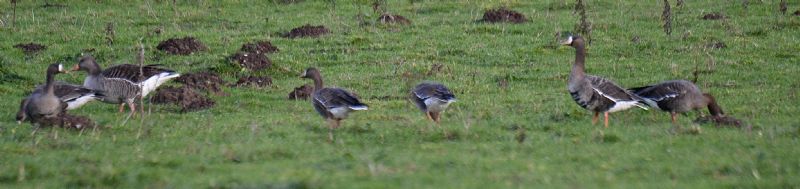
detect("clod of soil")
[156,37,208,55]
[705,41,727,49]
[694,115,745,128]
[288,84,314,100]
[794,10,800,16]
[35,114,95,130]
[176,72,226,94]
[229,52,271,71]
[241,41,279,54]
[232,76,273,88]
[480,8,527,23]
[282,24,330,38]
[151,86,215,112]
[378,14,411,25]
[14,43,47,55]
[701,12,726,20]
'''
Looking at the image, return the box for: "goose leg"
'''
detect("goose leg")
[671,112,678,125]
[128,103,137,116]
[426,112,433,122]
[431,112,441,124]
[118,103,125,113]
[326,119,335,142]
[592,112,599,125]
[603,112,609,128]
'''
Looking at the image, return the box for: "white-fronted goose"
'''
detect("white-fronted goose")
[72,55,180,113]
[16,82,104,124]
[561,34,648,128]
[411,82,456,123]
[629,80,725,124]
[300,67,368,136]
[22,63,69,123]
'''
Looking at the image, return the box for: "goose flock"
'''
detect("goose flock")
[15,33,731,135]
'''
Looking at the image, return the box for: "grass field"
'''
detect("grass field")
[1,0,800,188]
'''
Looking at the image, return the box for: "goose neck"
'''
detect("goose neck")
[570,43,587,80]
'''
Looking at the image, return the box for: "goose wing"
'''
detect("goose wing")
[587,76,641,103]
[629,80,693,102]
[313,88,368,110]
[413,82,456,101]
[102,64,176,83]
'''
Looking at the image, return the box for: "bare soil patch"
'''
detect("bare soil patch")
[229,52,271,71]
[283,24,330,38]
[241,41,279,54]
[480,8,527,23]
[232,76,273,88]
[156,37,207,55]
[701,12,726,20]
[14,43,46,55]
[378,14,411,25]
[176,71,226,94]
[151,86,215,112]
[694,115,746,128]
[288,84,314,100]
[35,114,95,130]
[794,10,800,16]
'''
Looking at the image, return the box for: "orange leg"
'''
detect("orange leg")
[426,112,434,121]
[670,112,678,125]
[592,112,599,125]
[431,112,441,124]
[603,112,609,128]
[118,103,125,113]
[128,103,137,116]
[326,119,335,142]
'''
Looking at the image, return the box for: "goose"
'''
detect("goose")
[560,34,648,128]
[628,80,725,124]
[22,63,69,123]
[300,67,368,138]
[71,55,180,114]
[16,82,105,124]
[411,82,456,123]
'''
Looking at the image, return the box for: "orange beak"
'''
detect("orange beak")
[70,64,80,72]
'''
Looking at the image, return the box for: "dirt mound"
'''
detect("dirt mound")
[156,37,207,55]
[229,52,271,71]
[283,24,330,38]
[35,114,95,130]
[241,41,279,54]
[232,76,273,88]
[701,12,726,20]
[794,10,800,16]
[14,43,47,55]
[176,71,226,94]
[288,84,314,100]
[151,86,215,112]
[480,8,527,23]
[694,115,745,128]
[378,14,411,25]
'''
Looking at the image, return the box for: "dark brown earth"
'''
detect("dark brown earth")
[229,52,271,71]
[701,12,726,20]
[694,115,745,128]
[794,10,800,16]
[480,8,527,23]
[232,76,273,88]
[241,41,279,54]
[176,71,226,94]
[288,84,314,100]
[14,43,47,55]
[283,24,330,38]
[378,14,411,25]
[35,114,95,130]
[151,86,215,112]
[156,37,207,55]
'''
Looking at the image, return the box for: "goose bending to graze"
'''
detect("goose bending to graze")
[300,67,368,140]
[629,80,725,124]
[72,55,180,114]
[16,82,105,124]
[22,64,69,123]
[560,34,648,128]
[411,82,456,123]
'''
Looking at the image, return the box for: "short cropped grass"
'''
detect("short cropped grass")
[1,0,799,188]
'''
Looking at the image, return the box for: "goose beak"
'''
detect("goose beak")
[70,64,80,72]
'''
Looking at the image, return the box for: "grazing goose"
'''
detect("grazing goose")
[22,64,69,123]
[16,82,105,124]
[300,67,368,138]
[72,55,180,113]
[560,34,648,128]
[411,82,456,123]
[629,80,725,124]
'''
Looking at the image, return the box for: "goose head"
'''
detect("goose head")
[71,55,101,74]
[48,63,68,75]
[299,67,321,79]
[559,33,584,47]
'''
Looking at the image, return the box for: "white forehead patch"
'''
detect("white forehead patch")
[58,64,63,71]
[566,36,574,44]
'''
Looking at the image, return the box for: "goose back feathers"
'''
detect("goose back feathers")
[301,67,367,121]
[17,82,105,123]
[412,82,456,113]
[75,56,179,105]
[629,80,724,116]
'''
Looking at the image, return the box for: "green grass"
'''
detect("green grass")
[1,0,800,188]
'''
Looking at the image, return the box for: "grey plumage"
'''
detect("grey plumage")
[629,80,725,123]
[17,82,104,123]
[300,67,367,132]
[23,64,68,123]
[411,82,456,123]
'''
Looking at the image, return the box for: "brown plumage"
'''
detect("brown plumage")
[629,80,725,124]
[22,64,68,124]
[300,67,368,141]
[560,34,648,128]
[411,82,456,123]
[16,82,104,124]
